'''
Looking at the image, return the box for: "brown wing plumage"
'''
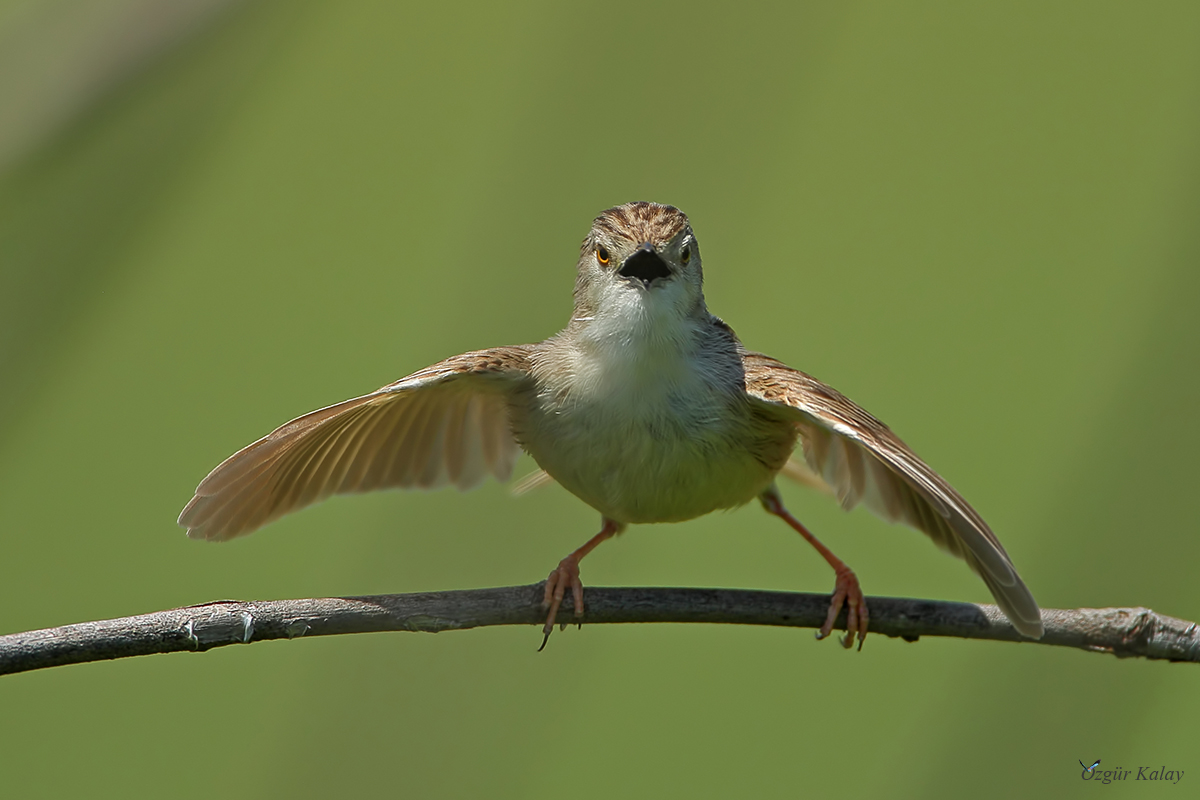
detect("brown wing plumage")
[178,346,534,542]
[743,351,1043,638]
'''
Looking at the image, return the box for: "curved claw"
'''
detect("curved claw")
[541,556,585,643]
[813,565,868,650]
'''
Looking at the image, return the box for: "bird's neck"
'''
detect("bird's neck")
[569,292,711,361]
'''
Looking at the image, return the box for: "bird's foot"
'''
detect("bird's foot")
[817,565,868,650]
[537,519,622,650]
[540,556,584,650]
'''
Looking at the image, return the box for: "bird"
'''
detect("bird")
[178,200,1044,648]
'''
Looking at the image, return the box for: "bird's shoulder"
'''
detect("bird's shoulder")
[380,344,537,392]
[737,349,894,440]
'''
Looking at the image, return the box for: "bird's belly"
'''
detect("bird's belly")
[518,396,793,525]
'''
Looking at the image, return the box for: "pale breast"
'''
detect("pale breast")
[515,327,798,524]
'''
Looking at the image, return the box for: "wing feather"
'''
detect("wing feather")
[332,402,392,492]
[389,392,439,487]
[178,346,534,541]
[744,351,1043,638]
[443,392,469,484]
[458,394,491,487]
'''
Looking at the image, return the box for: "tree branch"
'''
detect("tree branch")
[1,585,1196,676]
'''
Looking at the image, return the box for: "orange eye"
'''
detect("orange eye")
[596,245,610,265]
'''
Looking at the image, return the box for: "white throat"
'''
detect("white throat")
[571,280,708,389]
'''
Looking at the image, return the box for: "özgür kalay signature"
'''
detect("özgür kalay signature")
[1080,759,1184,784]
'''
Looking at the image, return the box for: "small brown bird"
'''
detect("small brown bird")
[179,201,1044,647]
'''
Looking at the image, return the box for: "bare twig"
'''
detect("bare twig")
[1,585,1196,676]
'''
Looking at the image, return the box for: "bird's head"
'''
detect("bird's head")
[572,201,706,327]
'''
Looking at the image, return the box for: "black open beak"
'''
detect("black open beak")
[618,242,672,287]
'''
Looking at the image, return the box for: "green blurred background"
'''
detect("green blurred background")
[2,1,1198,797]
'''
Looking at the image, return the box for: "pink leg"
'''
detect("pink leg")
[540,518,624,650]
[760,486,869,650]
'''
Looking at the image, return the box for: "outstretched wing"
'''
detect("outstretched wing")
[743,351,1043,638]
[179,346,534,542]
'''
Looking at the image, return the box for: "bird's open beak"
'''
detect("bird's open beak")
[618,242,672,287]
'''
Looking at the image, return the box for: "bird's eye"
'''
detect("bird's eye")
[596,245,610,265]
[680,245,691,265]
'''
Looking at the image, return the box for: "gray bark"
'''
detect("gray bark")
[1,585,1196,676]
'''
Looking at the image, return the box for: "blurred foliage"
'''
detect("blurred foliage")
[1,1,1199,797]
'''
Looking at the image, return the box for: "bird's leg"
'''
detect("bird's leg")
[540,518,623,649]
[760,486,868,650]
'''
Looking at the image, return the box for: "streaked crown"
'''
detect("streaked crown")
[586,201,691,250]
